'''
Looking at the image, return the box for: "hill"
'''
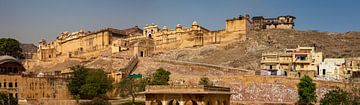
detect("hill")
[153,29,360,70]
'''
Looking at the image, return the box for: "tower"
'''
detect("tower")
[143,23,159,38]
[191,21,199,30]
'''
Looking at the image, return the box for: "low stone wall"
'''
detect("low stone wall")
[22,99,81,105]
[152,58,253,74]
[170,75,357,104]
[134,58,254,76]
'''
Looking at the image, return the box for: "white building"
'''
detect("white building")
[318,58,345,80]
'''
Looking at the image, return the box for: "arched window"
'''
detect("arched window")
[151,100,162,105]
[223,100,228,105]
[185,100,198,105]
[206,101,211,105]
[168,99,179,105]
[140,51,144,57]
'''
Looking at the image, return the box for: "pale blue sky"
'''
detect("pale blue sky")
[0,0,359,43]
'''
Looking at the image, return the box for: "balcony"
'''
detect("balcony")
[261,65,279,71]
[261,59,279,63]
[294,59,311,63]
[262,52,278,56]
[295,67,308,71]
[279,59,292,64]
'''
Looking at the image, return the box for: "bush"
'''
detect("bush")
[119,101,145,105]
[199,77,213,86]
[320,89,349,105]
[150,68,171,85]
[80,97,111,105]
[0,92,18,105]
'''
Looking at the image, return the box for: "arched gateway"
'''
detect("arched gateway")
[141,85,231,105]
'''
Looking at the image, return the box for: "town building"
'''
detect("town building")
[141,85,231,105]
[345,57,360,79]
[252,15,296,30]
[260,46,323,78]
[318,58,345,80]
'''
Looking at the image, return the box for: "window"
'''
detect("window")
[300,64,304,68]
[9,82,12,88]
[300,56,307,60]
[7,67,11,72]
[0,82,1,87]
[4,82,6,87]
[13,67,18,73]
[15,82,17,87]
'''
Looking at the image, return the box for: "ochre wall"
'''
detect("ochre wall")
[0,75,71,100]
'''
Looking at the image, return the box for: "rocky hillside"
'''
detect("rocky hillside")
[153,29,360,70]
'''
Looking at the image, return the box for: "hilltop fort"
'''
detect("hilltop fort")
[32,15,295,62]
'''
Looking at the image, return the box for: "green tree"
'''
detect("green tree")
[68,65,89,98]
[320,88,349,105]
[0,92,18,105]
[150,68,171,85]
[297,75,317,105]
[117,68,170,104]
[199,77,213,86]
[0,38,24,59]
[67,65,113,99]
[80,69,113,99]
[118,77,149,104]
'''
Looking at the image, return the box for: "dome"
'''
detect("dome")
[162,26,168,30]
[0,55,26,74]
[176,24,182,27]
[192,21,198,26]
[0,55,18,64]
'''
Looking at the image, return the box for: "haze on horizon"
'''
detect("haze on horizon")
[0,0,359,44]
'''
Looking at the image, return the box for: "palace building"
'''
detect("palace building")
[34,14,295,61]
[37,27,143,61]
[0,55,70,100]
[143,15,252,52]
[252,15,296,30]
